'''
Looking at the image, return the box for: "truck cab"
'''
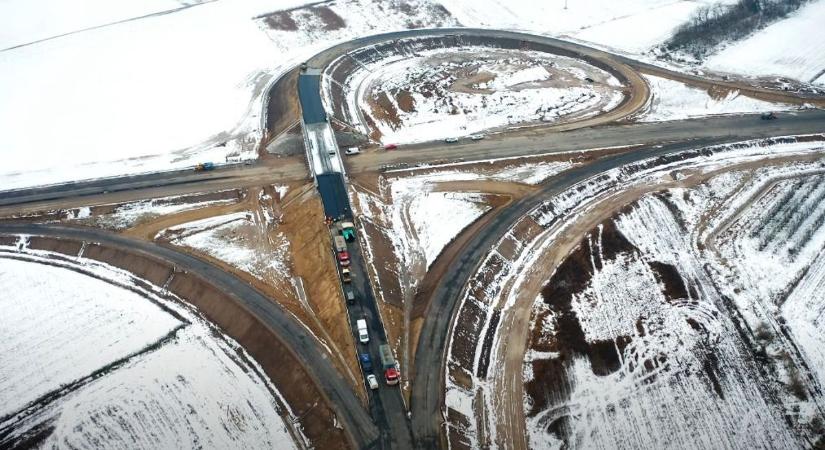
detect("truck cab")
[337,250,350,266]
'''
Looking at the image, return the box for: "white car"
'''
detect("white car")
[367,374,379,390]
[470,134,485,141]
[444,137,459,143]
[345,147,361,155]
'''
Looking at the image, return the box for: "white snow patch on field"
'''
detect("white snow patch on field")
[87,192,239,230]
[0,258,181,419]
[163,211,293,284]
[0,251,300,448]
[409,191,489,268]
[439,0,719,53]
[704,0,825,84]
[350,47,623,144]
[638,75,790,122]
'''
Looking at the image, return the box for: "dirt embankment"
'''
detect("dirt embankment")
[13,235,350,450]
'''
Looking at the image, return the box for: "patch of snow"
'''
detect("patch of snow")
[704,0,825,84]
[0,250,301,449]
[638,75,792,122]
[0,257,182,419]
[409,191,489,268]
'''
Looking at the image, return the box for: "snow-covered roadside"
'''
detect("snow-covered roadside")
[443,135,825,448]
[159,211,293,288]
[637,74,792,122]
[0,241,302,449]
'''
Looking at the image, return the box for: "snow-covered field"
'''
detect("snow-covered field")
[0,242,300,449]
[441,136,825,448]
[703,0,825,85]
[343,46,623,143]
[638,74,791,122]
[0,0,457,190]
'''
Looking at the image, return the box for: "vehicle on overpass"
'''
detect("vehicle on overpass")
[342,267,352,283]
[345,289,356,305]
[379,344,400,386]
[357,319,369,344]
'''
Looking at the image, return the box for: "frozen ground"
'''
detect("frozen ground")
[638,74,790,122]
[0,244,300,449]
[347,47,623,143]
[703,0,825,85]
[160,211,293,287]
[0,257,182,419]
[441,136,825,448]
[439,0,726,53]
[0,0,456,190]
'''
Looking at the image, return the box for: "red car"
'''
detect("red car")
[337,251,350,266]
[384,143,398,150]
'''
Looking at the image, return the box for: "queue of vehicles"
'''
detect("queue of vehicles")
[331,217,400,389]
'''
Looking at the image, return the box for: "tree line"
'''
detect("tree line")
[665,0,812,59]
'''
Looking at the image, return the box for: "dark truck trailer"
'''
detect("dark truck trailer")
[379,344,399,386]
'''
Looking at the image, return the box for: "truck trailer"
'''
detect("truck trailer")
[379,344,399,385]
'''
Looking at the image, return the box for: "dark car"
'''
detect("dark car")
[345,289,356,305]
[359,353,372,372]
[761,112,777,120]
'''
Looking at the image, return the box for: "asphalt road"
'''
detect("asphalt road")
[337,232,414,450]
[408,130,825,447]
[0,223,380,449]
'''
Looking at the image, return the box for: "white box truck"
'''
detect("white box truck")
[356,319,369,344]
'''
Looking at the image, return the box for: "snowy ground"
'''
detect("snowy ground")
[344,47,623,143]
[0,0,457,190]
[441,136,825,448]
[159,210,293,289]
[65,190,241,230]
[703,0,825,85]
[637,74,792,122]
[0,242,300,449]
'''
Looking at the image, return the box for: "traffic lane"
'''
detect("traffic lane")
[344,231,414,449]
[0,223,379,449]
[298,74,327,124]
[350,110,825,173]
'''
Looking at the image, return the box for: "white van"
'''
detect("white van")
[356,319,369,344]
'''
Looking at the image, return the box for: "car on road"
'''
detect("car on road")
[357,318,369,344]
[345,147,361,155]
[345,289,356,305]
[338,250,350,266]
[761,112,778,120]
[366,374,379,390]
[444,137,459,143]
[384,143,398,150]
[342,267,352,283]
[470,134,485,141]
[359,353,372,372]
